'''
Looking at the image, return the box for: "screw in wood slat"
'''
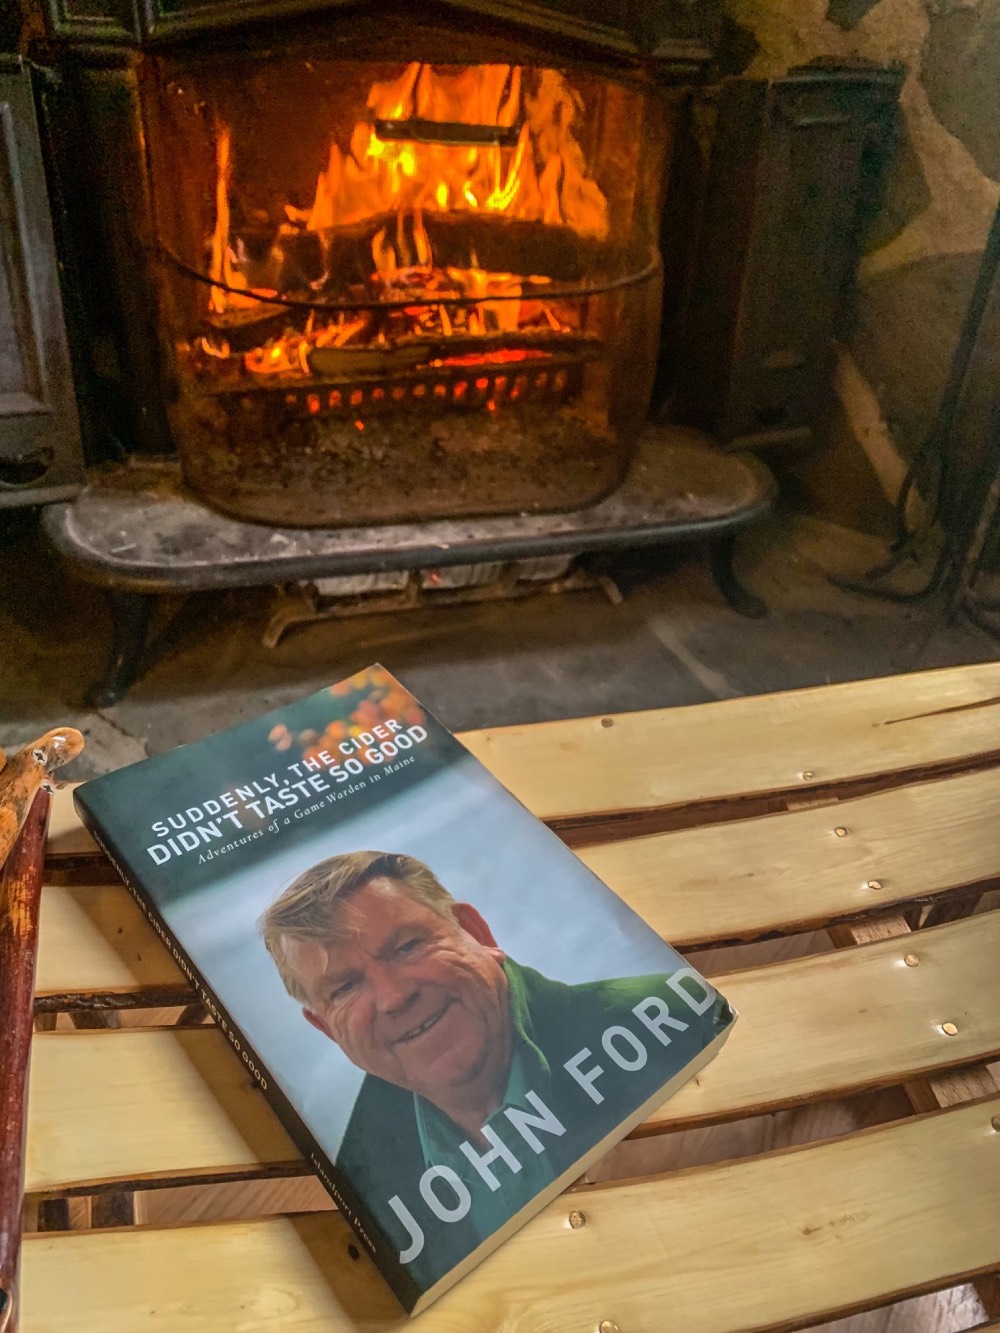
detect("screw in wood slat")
[834,827,849,837]
[599,1323,620,1333]
[568,1209,587,1229]
[601,718,614,728]
[940,1022,959,1036]
[991,1115,1000,1132]
[903,953,920,967]
[800,770,815,780]
[867,879,883,891]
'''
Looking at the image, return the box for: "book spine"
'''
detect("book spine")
[75,802,420,1313]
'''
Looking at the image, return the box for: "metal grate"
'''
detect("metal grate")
[267,354,587,422]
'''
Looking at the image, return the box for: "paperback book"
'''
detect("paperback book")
[74,664,735,1313]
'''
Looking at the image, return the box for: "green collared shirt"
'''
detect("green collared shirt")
[337,957,732,1300]
[413,960,558,1243]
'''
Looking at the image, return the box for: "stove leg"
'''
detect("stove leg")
[88,591,154,708]
[710,534,767,619]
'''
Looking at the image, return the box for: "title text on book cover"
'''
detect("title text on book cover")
[145,718,428,864]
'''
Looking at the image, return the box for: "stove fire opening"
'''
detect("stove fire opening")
[149,54,667,526]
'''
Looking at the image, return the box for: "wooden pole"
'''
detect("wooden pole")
[0,791,51,1333]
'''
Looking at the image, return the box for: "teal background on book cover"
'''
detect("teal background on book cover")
[77,678,463,905]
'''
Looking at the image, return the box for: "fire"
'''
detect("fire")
[203,63,607,380]
[240,312,368,377]
[295,63,606,237]
[207,124,277,315]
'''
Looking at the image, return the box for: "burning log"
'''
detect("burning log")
[313,213,622,288]
[202,303,297,354]
[305,328,595,379]
[421,215,620,284]
[307,343,432,377]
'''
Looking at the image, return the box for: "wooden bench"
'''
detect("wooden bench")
[14,662,1000,1331]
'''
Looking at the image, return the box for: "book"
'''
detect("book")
[74,664,736,1313]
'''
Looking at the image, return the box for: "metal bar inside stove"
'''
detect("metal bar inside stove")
[284,354,583,420]
[373,117,521,148]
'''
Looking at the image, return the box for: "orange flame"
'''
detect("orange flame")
[208,124,277,315]
[295,63,606,238]
[204,63,604,379]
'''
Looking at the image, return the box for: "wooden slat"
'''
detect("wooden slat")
[461,661,1000,822]
[22,1098,1000,1333]
[45,788,99,859]
[45,663,1000,855]
[828,912,1000,1322]
[35,884,183,998]
[25,1028,298,1195]
[830,918,1000,1118]
[35,765,1000,1005]
[25,912,1000,1193]
[580,765,1000,946]
[655,908,1000,1131]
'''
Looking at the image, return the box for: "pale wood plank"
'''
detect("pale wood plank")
[45,785,99,858]
[580,766,1000,946]
[829,912,1000,1120]
[461,661,1000,821]
[656,908,1000,1131]
[25,1027,298,1194]
[22,1098,1000,1333]
[37,765,1000,1005]
[828,912,1000,1321]
[35,883,182,996]
[46,662,1000,853]
[25,912,1000,1193]
[128,1187,1000,1331]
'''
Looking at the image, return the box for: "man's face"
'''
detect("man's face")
[279,876,510,1101]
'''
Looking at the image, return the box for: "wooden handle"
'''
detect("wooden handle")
[0,791,51,1333]
[0,730,83,869]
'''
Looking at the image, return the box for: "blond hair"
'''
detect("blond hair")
[259,851,454,1001]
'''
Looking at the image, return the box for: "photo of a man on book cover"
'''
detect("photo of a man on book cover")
[257,846,724,1286]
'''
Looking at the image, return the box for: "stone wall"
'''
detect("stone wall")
[723,0,1000,508]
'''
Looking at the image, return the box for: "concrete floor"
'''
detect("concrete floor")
[1,503,995,777]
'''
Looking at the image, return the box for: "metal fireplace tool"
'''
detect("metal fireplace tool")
[831,194,1000,645]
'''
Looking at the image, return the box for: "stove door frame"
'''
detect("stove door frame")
[40,0,720,70]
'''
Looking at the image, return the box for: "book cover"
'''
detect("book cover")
[74,664,735,1313]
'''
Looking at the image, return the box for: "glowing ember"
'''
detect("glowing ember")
[436,347,550,367]
[202,62,607,382]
